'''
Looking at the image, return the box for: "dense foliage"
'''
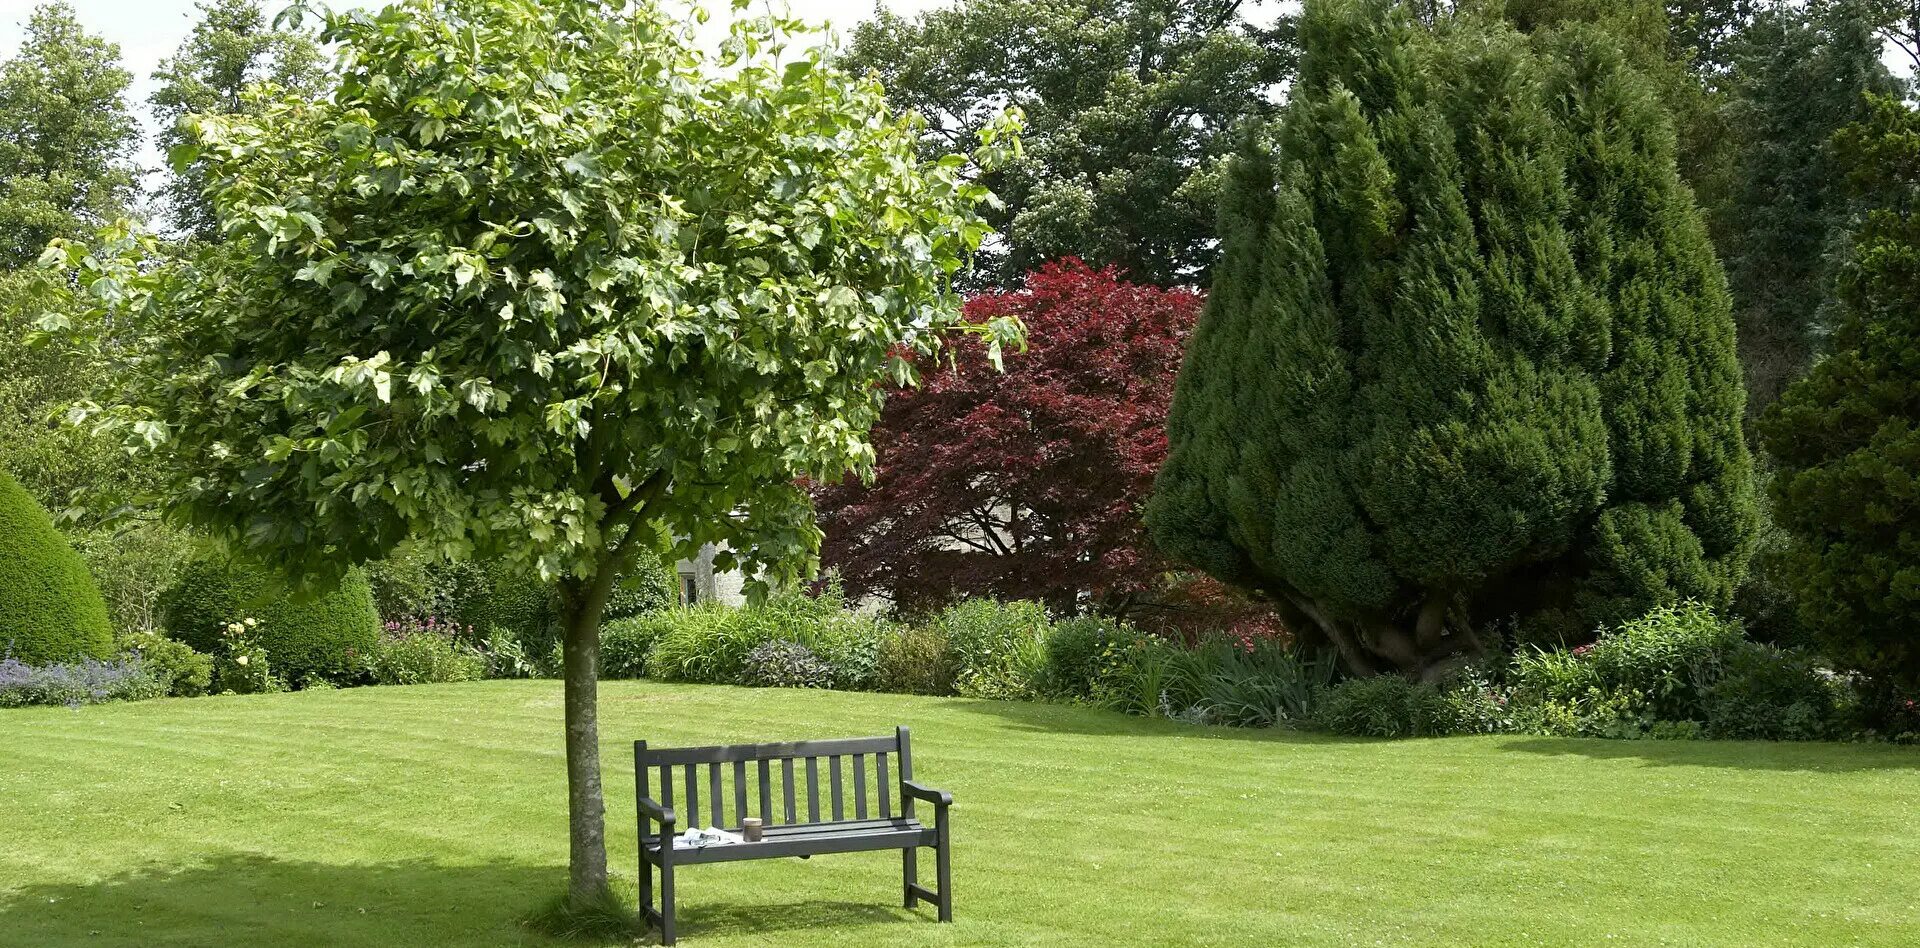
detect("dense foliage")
[0,469,113,665]
[1759,96,1920,692]
[158,557,381,684]
[0,1,138,268]
[846,0,1292,287]
[1716,4,1897,415]
[1148,0,1756,679]
[816,261,1199,617]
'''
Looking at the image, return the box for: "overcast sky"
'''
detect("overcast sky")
[0,0,949,171]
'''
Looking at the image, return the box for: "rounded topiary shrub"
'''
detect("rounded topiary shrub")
[0,470,113,665]
[159,557,381,685]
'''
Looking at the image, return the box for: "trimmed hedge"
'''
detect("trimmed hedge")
[159,558,381,685]
[0,469,113,664]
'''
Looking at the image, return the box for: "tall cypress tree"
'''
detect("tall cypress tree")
[1147,0,1756,678]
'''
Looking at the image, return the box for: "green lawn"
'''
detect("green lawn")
[2,682,1918,946]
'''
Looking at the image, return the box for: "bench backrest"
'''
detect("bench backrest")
[634,726,917,831]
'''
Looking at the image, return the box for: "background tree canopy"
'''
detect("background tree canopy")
[1147,0,1756,679]
[846,0,1294,288]
[0,1,138,269]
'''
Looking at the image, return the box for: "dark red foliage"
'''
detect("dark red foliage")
[814,259,1203,618]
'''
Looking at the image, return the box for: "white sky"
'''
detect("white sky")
[0,0,948,171]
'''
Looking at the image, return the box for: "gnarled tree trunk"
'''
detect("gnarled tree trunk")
[1271,585,1483,683]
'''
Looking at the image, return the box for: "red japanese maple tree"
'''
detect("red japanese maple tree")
[814,258,1202,618]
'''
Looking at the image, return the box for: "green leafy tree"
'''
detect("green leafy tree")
[0,1,138,268]
[1147,0,1756,680]
[1717,4,1897,417]
[1759,96,1920,690]
[845,0,1292,287]
[149,0,325,241]
[44,0,1015,911]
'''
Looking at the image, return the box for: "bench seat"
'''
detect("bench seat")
[645,817,935,865]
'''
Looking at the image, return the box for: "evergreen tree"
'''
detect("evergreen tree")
[845,0,1293,288]
[0,1,138,268]
[1147,0,1756,679]
[149,0,324,241]
[1758,96,1920,690]
[1718,5,1897,417]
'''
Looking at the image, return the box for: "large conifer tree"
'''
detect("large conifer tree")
[1147,0,1756,678]
[1758,96,1920,690]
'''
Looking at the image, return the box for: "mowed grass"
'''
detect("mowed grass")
[2,682,1918,947]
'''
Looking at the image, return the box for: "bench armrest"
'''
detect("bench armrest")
[901,779,952,808]
[637,795,677,828]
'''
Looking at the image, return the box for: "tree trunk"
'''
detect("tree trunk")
[1274,585,1483,682]
[557,553,622,905]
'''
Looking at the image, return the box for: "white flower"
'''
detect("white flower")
[227,622,244,634]
[245,617,258,627]
[236,655,249,666]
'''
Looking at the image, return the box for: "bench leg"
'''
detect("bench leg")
[902,846,919,908]
[659,857,677,946]
[934,810,953,922]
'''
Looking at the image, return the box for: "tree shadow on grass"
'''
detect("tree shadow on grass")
[1501,735,1920,773]
[0,852,924,947]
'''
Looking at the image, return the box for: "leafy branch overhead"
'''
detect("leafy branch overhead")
[40,0,1024,600]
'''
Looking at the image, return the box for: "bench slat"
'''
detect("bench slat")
[853,753,868,820]
[877,752,890,819]
[659,764,675,824]
[684,764,698,830]
[805,756,821,822]
[829,756,844,822]
[646,735,896,766]
[758,758,773,825]
[781,758,797,824]
[732,760,747,829]
[708,762,723,829]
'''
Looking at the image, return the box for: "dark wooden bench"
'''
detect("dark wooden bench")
[633,726,953,944]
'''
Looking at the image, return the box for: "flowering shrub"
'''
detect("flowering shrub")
[0,654,165,708]
[742,640,835,689]
[215,617,285,694]
[362,617,487,685]
[932,599,1051,700]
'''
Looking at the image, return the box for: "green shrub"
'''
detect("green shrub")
[121,632,213,697]
[1316,676,1457,738]
[362,624,488,686]
[1161,637,1336,728]
[72,522,195,638]
[931,599,1051,700]
[159,558,381,685]
[1040,616,1123,701]
[605,552,678,621]
[0,469,114,665]
[875,623,956,696]
[599,615,658,679]
[1508,602,1743,726]
[643,582,886,690]
[1702,642,1855,741]
[742,640,834,689]
[364,550,492,625]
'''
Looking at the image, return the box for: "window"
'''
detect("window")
[679,572,699,606]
